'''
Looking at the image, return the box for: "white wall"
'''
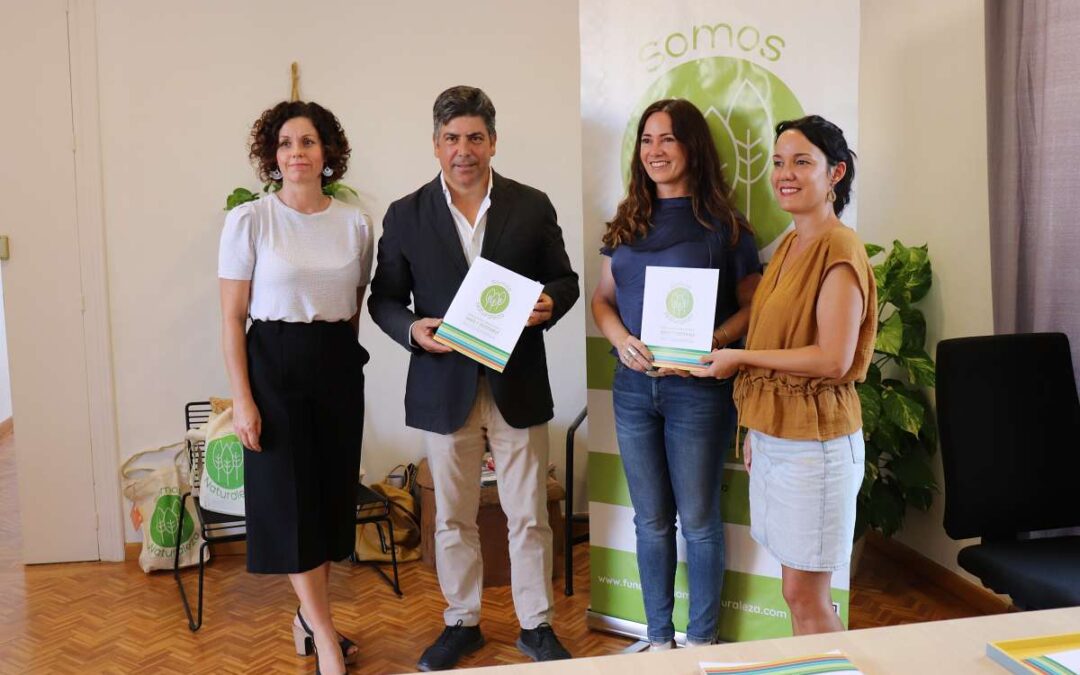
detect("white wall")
[93,0,586,541]
[0,268,12,422]
[858,0,994,582]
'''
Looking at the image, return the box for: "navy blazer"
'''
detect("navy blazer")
[368,172,580,434]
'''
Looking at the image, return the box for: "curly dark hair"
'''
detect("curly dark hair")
[775,115,857,216]
[248,100,351,186]
[603,99,750,249]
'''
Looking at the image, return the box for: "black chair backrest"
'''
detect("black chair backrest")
[937,333,1080,540]
[185,401,213,491]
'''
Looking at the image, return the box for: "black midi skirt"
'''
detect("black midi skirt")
[244,319,368,574]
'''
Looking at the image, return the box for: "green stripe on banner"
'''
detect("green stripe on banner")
[586,336,616,390]
[589,451,751,528]
[721,468,750,527]
[588,452,631,508]
[590,546,849,641]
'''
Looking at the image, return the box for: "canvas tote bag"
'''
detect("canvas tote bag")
[200,406,245,517]
[355,465,421,563]
[121,443,208,573]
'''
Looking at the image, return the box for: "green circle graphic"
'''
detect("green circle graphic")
[149,493,194,548]
[666,287,694,319]
[479,284,510,315]
[206,435,244,490]
[623,56,805,248]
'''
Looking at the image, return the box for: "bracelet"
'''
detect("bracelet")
[717,325,731,346]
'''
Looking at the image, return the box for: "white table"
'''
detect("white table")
[462,607,1080,674]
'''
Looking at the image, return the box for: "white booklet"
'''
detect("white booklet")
[640,265,719,370]
[434,256,543,373]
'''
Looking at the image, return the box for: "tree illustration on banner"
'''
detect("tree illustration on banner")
[622,57,804,250]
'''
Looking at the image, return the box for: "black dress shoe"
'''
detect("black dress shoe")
[516,623,571,661]
[416,620,485,671]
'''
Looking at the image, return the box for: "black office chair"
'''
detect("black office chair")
[937,333,1080,609]
[174,400,247,631]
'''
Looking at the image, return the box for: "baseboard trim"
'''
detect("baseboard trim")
[0,417,13,439]
[125,540,246,562]
[866,532,1011,614]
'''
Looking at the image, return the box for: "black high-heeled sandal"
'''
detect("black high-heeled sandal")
[292,607,359,666]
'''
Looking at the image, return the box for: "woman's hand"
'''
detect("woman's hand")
[617,335,654,372]
[695,348,743,379]
[743,433,752,473]
[232,397,262,451]
[655,367,691,378]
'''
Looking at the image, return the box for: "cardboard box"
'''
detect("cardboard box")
[416,458,565,587]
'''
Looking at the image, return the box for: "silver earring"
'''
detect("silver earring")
[322,166,333,177]
[269,168,282,180]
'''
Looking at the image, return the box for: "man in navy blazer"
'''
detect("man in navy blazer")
[368,86,578,671]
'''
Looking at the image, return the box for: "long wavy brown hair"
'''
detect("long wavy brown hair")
[603,99,750,248]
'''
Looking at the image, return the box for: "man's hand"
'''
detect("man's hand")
[411,318,454,353]
[526,293,554,327]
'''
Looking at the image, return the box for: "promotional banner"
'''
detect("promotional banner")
[581,0,860,642]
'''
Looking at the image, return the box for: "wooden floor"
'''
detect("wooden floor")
[0,430,995,674]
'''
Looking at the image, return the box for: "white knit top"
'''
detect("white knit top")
[218,193,373,322]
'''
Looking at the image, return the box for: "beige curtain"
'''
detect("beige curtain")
[986,0,1080,386]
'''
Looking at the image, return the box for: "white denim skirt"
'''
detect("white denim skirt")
[747,429,864,572]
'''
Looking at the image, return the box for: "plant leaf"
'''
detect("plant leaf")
[900,242,932,303]
[857,382,882,435]
[867,480,905,537]
[225,187,258,211]
[886,240,932,305]
[882,387,924,436]
[864,362,882,388]
[899,307,926,352]
[900,349,936,387]
[887,447,937,490]
[323,181,360,200]
[865,243,885,259]
[875,311,904,356]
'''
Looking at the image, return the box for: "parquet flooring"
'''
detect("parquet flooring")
[0,429,994,674]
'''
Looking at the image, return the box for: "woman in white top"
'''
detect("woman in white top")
[219,100,372,675]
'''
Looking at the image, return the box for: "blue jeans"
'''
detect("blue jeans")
[612,364,736,643]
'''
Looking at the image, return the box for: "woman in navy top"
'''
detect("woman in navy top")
[590,98,762,649]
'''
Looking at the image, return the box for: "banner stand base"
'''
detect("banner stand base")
[585,610,687,647]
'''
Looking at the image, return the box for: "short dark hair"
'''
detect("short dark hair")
[249,100,351,186]
[775,115,857,216]
[432,86,496,138]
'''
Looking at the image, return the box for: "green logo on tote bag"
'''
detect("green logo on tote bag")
[666,287,694,319]
[206,435,244,489]
[623,56,805,249]
[149,493,194,548]
[479,284,510,315]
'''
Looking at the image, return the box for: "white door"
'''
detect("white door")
[0,0,99,563]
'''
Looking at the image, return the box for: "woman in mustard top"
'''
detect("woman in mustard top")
[696,115,877,635]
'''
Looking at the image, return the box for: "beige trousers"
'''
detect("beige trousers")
[422,376,554,629]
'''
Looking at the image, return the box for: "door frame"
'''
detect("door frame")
[68,0,124,562]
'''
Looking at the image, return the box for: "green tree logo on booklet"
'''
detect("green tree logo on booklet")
[622,57,804,249]
[149,493,194,548]
[665,286,694,319]
[479,284,510,315]
[206,435,244,490]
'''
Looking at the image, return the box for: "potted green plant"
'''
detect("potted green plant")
[224,181,358,210]
[854,240,938,541]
